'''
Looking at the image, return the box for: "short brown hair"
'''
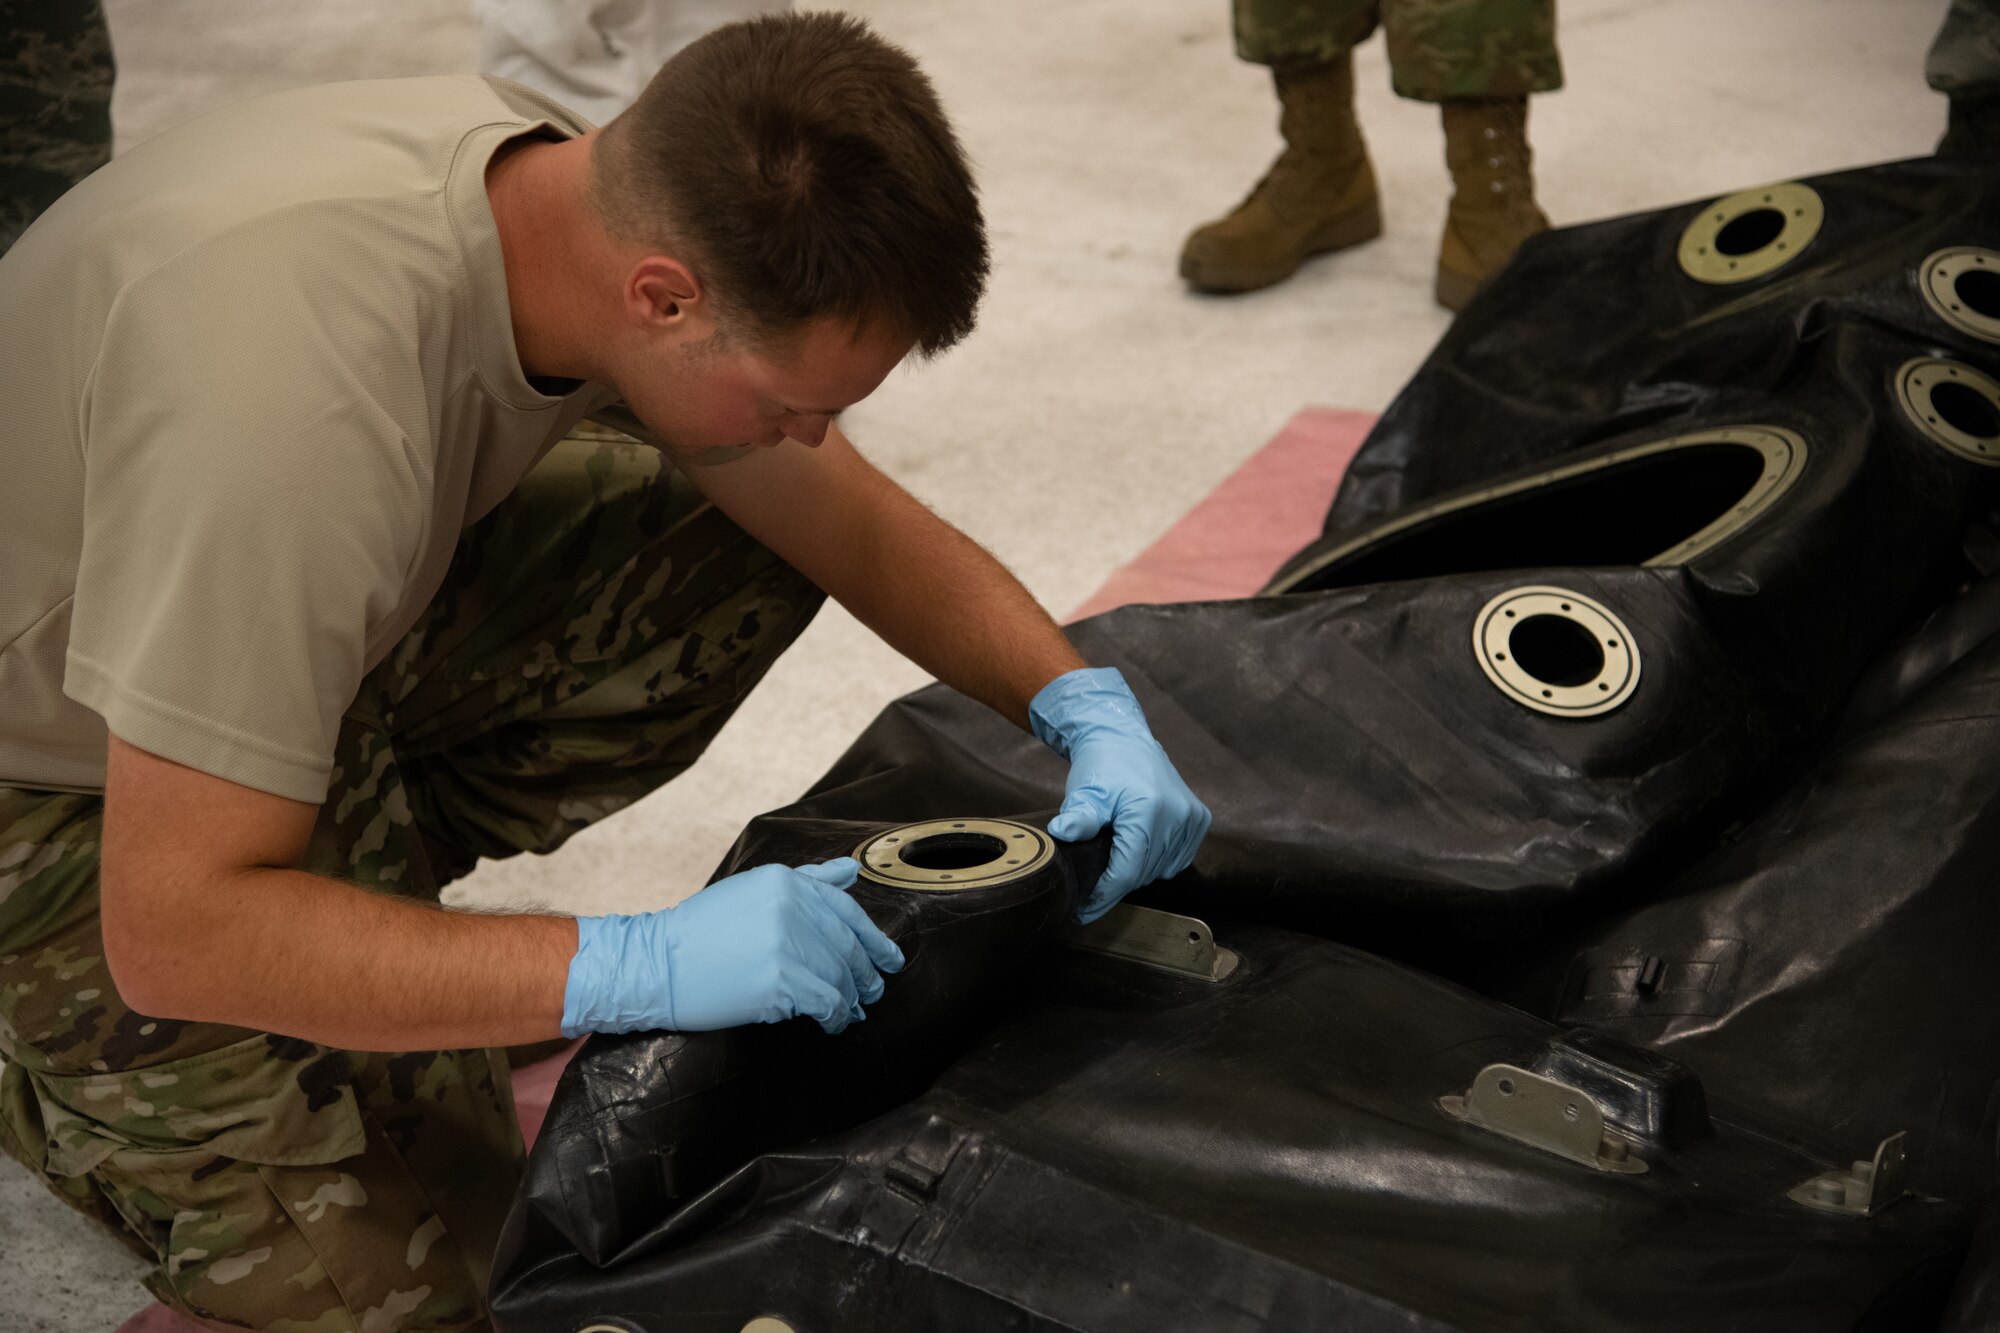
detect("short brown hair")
[590,12,989,357]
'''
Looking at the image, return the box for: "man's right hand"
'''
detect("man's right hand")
[561,858,905,1038]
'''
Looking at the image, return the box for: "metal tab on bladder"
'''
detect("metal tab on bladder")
[1057,903,1240,982]
[1440,1062,1648,1174]
[1787,1132,1909,1217]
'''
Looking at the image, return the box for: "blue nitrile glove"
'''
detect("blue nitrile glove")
[1030,667,1213,924]
[560,857,905,1038]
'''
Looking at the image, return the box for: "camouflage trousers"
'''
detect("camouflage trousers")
[0,0,114,258]
[1234,0,1562,101]
[0,436,825,1330]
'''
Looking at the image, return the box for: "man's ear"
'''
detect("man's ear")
[624,255,704,331]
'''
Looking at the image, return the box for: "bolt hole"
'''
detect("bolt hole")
[1498,1077,1517,1096]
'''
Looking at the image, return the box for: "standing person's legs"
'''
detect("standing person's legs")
[472,0,794,125]
[0,434,823,1329]
[0,0,115,257]
[1928,0,2000,159]
[1231,0,1379,67]
[1376,0,1557,101]
[1180,0,1384,293]
[1379,0,1560,309]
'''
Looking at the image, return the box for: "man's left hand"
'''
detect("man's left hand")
[1030,667,1212,923]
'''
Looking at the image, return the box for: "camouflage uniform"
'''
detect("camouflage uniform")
[1233,0,1562,101]
[0,435,825,1329]
[0,0,115,258]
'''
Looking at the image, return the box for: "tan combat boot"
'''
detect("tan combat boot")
[1436,97,1549,311]
[1180,54,1382,294]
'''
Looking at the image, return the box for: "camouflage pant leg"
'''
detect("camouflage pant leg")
[1928,0,2000,99]
[0,792,517,1330]
[1233,0,1382,70]
[313,430,826,890]
[0,0,114,258]
[0,433,818,1328]
[1233,0,1561,101]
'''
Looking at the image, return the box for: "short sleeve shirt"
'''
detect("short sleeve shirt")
[0,75,614,803]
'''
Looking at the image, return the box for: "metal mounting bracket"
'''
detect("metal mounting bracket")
[1787,1132,1908,1217]
[1057,903,1239,982]
[1440,1063,1648,1174]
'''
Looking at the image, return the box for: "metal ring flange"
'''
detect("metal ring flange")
[1475,586,1641,718]
[1677,182,1823,285]
[1920,247,2000,345]
[1896,357,2000,466]
[855,818,1054,891]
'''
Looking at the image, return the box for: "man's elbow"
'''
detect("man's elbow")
[98,859,211,1022]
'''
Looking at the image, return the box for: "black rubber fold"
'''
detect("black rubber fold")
[1314,155,2000,536]
[498,820,1110,1273]
[499,933,1972,1333]
[493,154,2000,1332]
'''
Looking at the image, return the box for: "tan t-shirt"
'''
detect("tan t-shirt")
[0,75,621,803]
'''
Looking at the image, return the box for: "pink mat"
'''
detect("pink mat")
[1066,406,1373,620]
[116,405,1372,1333]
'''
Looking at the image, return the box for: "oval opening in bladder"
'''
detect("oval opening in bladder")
[898,832,1009,871]
[1289,441,1772,593]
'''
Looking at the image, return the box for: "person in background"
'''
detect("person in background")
[1180,0,1561,311]
[1929,0,2000,160]
[474,0,790,124]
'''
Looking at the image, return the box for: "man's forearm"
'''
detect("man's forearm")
[830,479,1085,728]
[113,863,576,1051]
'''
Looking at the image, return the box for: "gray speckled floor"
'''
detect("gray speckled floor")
[1,0,1946,1326]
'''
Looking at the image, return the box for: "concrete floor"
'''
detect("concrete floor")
[0,0,1948,1327]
